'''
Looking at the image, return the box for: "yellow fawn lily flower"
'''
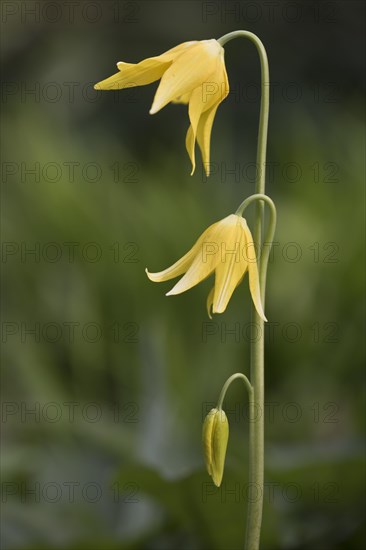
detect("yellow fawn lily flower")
[202,408,229,487]
[146,214,266,321]
[94,39,229,176]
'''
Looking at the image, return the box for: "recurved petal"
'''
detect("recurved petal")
[150,40,222,114]
[94,42,197,91]
[166,216,233,296]
[95,58,170,90]
[116,42,198,75]
[145,239,200,283]
[146,218,219,284]
[165,244,219,296]
[148,215,237,298]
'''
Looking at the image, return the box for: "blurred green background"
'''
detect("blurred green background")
[1,1,365,549]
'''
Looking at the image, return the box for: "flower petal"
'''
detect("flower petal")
[248,263,267,321]
[185,57,229,175]
[196,104,219,177]
[206,286,215,319]
[185,125,196,176]
[165,243,219,296]
[94,58,170,90]
[184,87,206,175]
[165,216,233,296]
[150,40,222,114]
[245,229,267,321]
[147,41,197,62]
[146,218,220,283]
[196,62,229,175]
[94,41,197,90]
[172,92,191,104]
[147,215,243,304]
[212,218,247,314]
[145,240,201,283]
[185,86,219,176]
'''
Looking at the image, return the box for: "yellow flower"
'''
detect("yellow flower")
[202,408,229,487]
[146,214,266,320]
[94,40,229,176]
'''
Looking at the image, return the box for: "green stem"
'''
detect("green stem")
[218,31,271,550]
[217,373,253,410]
[236,194,277,294]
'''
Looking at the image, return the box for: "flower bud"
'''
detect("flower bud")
[202,407,229,487]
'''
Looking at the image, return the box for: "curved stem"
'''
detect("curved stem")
[218,31,269,197]
[236,194,277,298]
[217,373,253,410]
[218,31,270,550]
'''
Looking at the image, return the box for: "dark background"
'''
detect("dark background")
[1,1,365,549]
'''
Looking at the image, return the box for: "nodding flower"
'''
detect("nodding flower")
[146,214,266,321]
[94,39,229,176]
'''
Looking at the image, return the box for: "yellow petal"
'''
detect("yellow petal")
[212,216,247,314]
[196,104,219,177]
[184,87,206,176]
[196,60,229,175]
[145,239,201,283]
[246,238,267,322]
[185,90,217,176]
[165,216,231,296]
[172,92,191,104]
[200,54,229,115]
[147,215,244,303]
[165,243,219,296]
[150,40,222,114]
[186,57,229,175]
[206,287,214,319]
[95,41,197,90]
[248,264,266,321]
[146,41,197,63]
[94,58,170,90]
[146,219,218,283]
[185,125,196,176]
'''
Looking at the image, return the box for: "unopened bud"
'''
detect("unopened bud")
[202,407,229,487]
